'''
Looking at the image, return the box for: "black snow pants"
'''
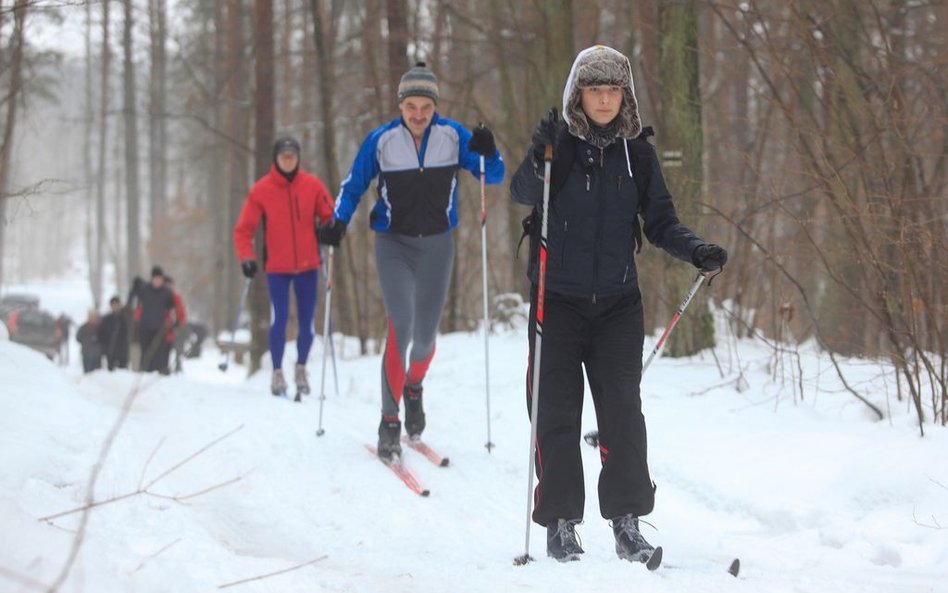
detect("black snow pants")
[526,287,655,527]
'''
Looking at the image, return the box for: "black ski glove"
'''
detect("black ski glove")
[531,107,559,163]
[317,219,346,247]
[241,260,257,279]
[692,243,728,272]
[468,123,497,157]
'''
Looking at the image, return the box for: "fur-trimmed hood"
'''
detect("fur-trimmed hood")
[562,45,642,141]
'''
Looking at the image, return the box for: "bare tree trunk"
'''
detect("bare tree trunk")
[210,0,227,334]
[148,0,168,240]
[309,0,364,348]
[221,0,249,340]
[93,0,112,308]
[362,0,387,123]
[123,0,142,287]
[0,0,28,289]
[84,0,96,303]
[250,0,275,373]
[386,0,409,96]
[657,0,714,357]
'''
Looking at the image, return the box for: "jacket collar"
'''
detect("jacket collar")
[268,164,298,187]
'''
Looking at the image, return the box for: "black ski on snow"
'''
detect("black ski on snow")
[364,444,430,497]
[646,546,663,570]
[401,436,450,467]
[727,558,741,577]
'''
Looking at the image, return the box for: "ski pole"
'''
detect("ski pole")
[644,272,707,373]
[514,133,555,567]
[328,315,339,397]
[479,153,495,453]
[316,246,335,437]
[218,277,252,372]
[583,272,708,447]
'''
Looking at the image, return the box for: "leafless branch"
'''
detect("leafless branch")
[129,538,182,575]
[39,424,245,523]
[912,506,943,530]
[0,564,47,591]
[217,555,329,589]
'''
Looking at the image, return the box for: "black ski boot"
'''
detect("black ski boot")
[547,519,584,562]
[612,515,659,566]
[377,417,402,462]
[403,385,426,439]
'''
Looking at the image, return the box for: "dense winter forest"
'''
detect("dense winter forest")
[0,0,944,428]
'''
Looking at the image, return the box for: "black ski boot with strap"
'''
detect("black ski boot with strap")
[612,515,658,565]
[377,417,402,462]
[403,385,426,439]
[547,518,584,562]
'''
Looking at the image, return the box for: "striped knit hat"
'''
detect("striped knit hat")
[397,61,439,104]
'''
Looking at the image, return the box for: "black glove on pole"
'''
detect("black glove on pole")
[469,123,497,157]
[317,220,347,247]
[531,108,559,164]
[240,260,257,279]
[692,243,728,272]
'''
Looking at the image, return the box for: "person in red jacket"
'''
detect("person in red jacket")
[233,137,336,396]
[164,276,188,374]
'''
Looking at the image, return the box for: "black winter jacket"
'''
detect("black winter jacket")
[97,311,129,359]
[510,126,704,300]
[135,284,174,332]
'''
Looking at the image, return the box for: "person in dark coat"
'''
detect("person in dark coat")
[76,310,102,373]
[132,266,177,373]
[97,295,129,371]
[510,45,728,564]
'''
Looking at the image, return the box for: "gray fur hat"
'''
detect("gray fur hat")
[561,45,642,140]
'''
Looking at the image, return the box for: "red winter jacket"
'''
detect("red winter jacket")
[233,166,335,274]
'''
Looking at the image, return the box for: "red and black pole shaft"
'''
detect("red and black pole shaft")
[515,141,555,566]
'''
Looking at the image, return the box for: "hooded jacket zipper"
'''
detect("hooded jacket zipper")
[287,183,300,272]
[591,145,606,304]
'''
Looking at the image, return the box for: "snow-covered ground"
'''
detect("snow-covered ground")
[1,278,946,593]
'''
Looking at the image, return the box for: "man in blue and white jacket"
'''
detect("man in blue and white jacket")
[318,61,505,461]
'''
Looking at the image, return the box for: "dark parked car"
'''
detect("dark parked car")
[1,294,65,360]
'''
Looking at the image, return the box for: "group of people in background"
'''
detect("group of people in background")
[76,265,187,375]
[233,46,727,565]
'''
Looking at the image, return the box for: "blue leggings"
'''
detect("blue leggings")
[266,270,319,369]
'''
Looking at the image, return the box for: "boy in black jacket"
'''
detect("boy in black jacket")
[97,295,129,370]
[510,45,727,564]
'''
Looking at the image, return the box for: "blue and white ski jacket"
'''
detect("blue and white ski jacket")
[334,114,505,236]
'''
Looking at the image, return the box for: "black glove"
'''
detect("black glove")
[241,260,257,278]
[531,107,559,163]
[692,243,728,272]
[468,123,496,157]
[317,219,346,247]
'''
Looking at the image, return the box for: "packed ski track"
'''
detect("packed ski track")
[1,282,946,593]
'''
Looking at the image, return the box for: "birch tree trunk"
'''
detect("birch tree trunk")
[122,0,142,287]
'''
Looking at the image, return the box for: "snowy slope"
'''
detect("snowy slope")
[1,281,946,593]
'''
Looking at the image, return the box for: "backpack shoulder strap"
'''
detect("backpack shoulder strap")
[625,125,657,253]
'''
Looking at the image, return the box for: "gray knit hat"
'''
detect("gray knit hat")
[397,61,439,104]
[562,46,642,140]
